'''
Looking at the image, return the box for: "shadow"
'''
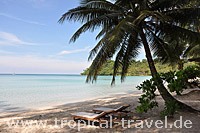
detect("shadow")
[0,101,29,118]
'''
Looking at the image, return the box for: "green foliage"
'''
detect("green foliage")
[160,100,180,118]
[160,71,186,95]
[182,65,200,88]
[160,65,200,95]
[81,60,114,75]
[81,59,175,76]
[136,78,158,113]
[82,60,199,77]
[136,65,200,114]
[183,65,200,79]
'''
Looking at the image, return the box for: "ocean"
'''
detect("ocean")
[0,74,150,113]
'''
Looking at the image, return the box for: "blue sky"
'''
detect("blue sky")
[0,0,145,74]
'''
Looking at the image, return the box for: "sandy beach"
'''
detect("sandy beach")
[0,89,200,133]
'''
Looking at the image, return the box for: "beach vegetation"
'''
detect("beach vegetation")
[160,65,200,95]
[136,66,200,117]
[160,100,180,118]
[81,59,197,76]
[136,78,158,113]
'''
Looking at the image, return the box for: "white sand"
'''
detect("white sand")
[0,89,200,133]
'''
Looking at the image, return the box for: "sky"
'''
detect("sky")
[0,0,145,74]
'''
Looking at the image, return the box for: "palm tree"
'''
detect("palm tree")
[155,39,188,70]
[59,0,200,112]
[156,41,199,70]
[156,40,200,70]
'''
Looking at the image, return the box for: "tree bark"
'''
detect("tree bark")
[178,60,184,70]
[139,29,199,113]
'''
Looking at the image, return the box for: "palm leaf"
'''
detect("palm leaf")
[150,0,200,10]
[69,12,122,42]
[164,8,200,28]
[86,16,139,82]
[161,23,200,45]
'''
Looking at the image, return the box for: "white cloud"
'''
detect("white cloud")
[58,46,91,55]
[0,32,37,46]
[0,13,46,26]
[0,55,91,74]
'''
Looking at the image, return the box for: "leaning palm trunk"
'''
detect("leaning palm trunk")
[140,29,199,113]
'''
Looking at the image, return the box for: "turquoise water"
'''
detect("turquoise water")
[0,74,150,112]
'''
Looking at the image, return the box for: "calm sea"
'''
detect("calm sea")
[0,74,150,113]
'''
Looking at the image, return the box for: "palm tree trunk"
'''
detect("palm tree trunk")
[178,60,184,70]
[139,29,199,113]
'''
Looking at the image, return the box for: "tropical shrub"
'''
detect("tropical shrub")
[136,65,200,115]
[136,78,158,113]
[160,100,180,118]
[160,65,200,95]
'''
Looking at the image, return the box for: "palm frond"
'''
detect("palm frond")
[58,7,112,23]
[80,0,106,5]
[111,32,141,85]
[133,10,171,26]
[161,23,200,45]
[150,0,200,10]
[88,15,139,61]
[59,0,124,23]
[164,8,200,28]
[146,29,175,64]
[120,33,141,82]
[86,39,120,83]
[111,33,129,85]
[69,12,122,42]
[86,16,139,83]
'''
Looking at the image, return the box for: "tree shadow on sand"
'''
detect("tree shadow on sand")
[0,101,29,118]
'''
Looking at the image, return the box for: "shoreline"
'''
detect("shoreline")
[2,90,142,113]
[37,90,142,110]
[0,89,200,132]
[0,91,142,118]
